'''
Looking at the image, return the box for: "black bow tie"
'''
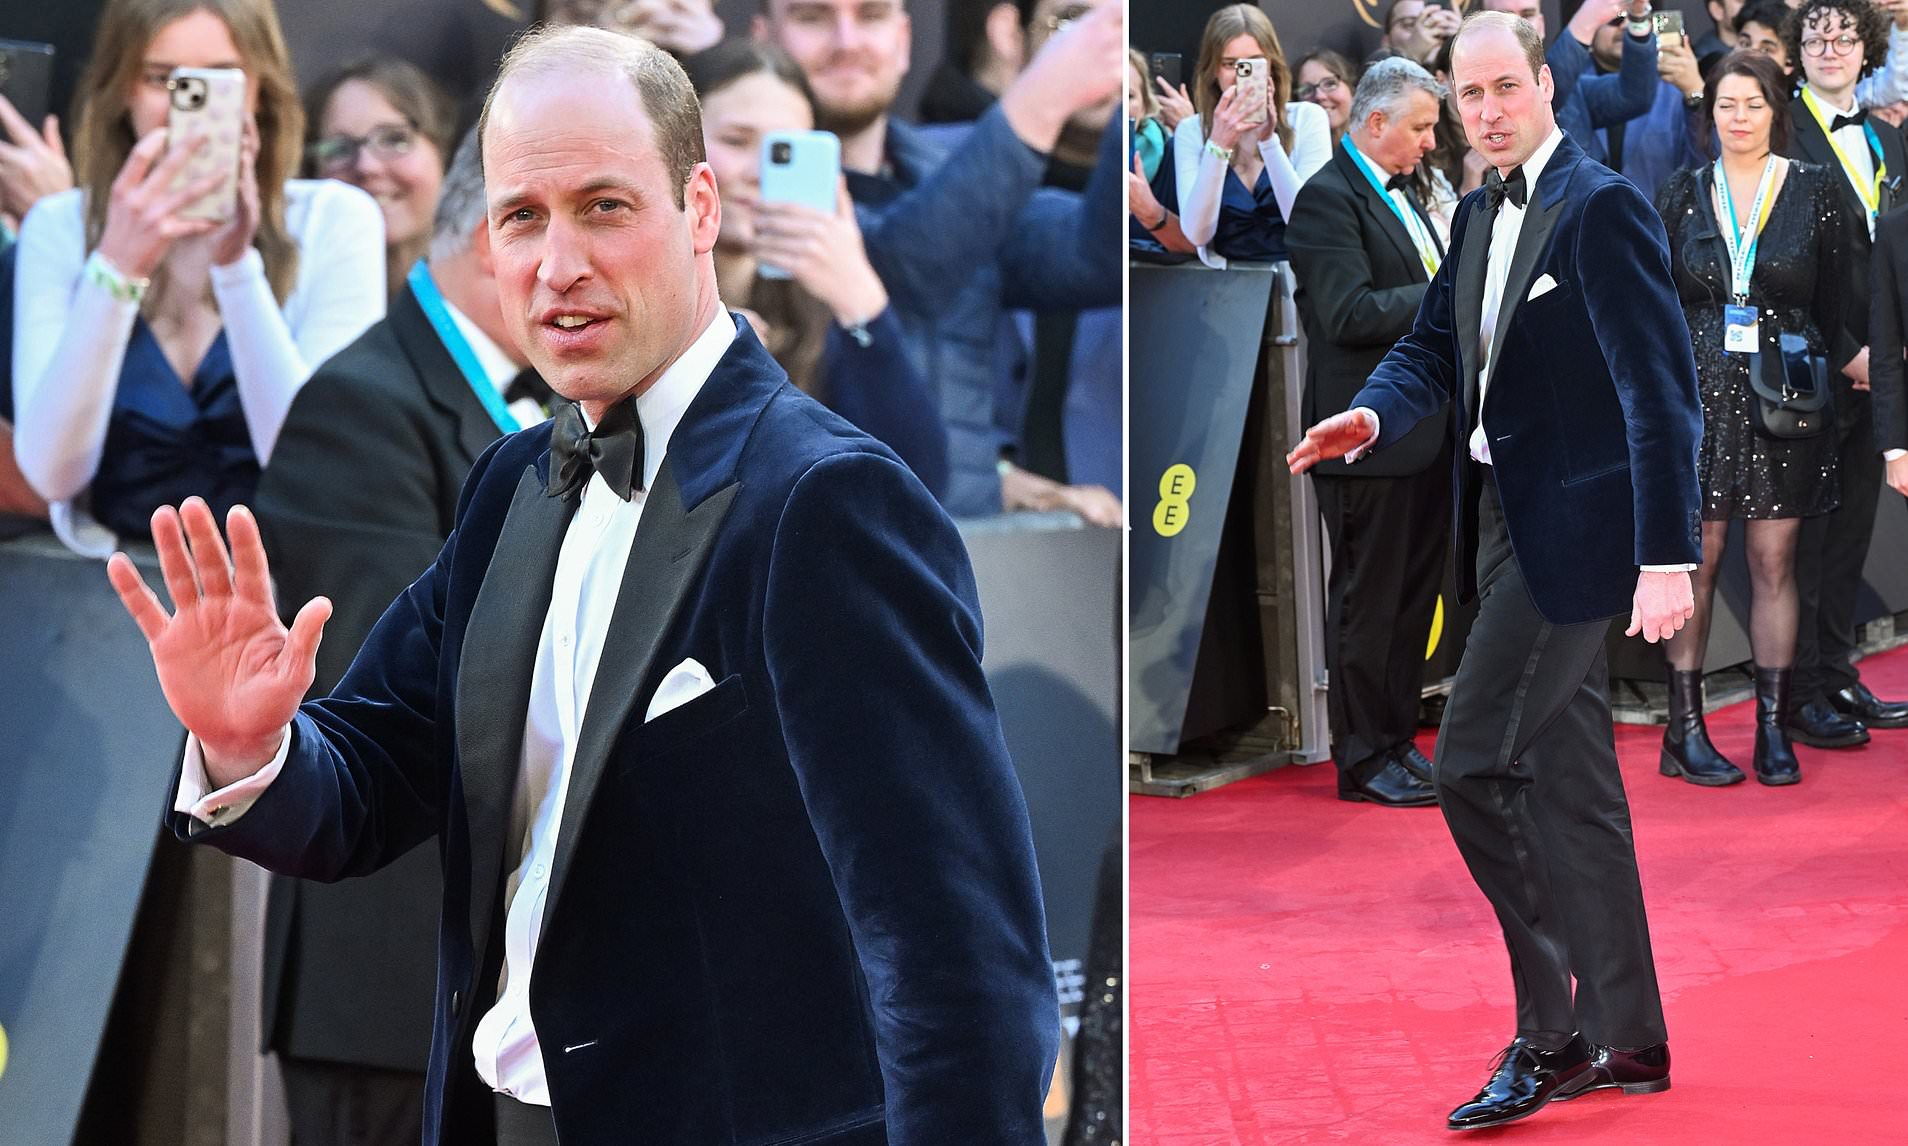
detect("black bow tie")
[1485,165,1528,212]
[549,398,644,501]
[1831,109,1869,133]
[1386,172,1414,193]
[504,368,553,410]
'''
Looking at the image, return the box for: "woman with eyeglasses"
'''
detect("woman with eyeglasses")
[306,56,455,297]
[10,0,385,557]
[1294,50,1358,146]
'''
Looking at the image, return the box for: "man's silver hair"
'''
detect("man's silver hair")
[1349,56,1449,128]
[430,127,486,258]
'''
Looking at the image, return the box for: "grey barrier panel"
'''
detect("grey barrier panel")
[0,536,180,1146]
[1128,263,1277,755]
[958,514,1120,1034]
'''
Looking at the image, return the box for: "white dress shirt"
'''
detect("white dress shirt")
[174,309,738,1106]
[440,290,543,428]
[1816,89,1880,240]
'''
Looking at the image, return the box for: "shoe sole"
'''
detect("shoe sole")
[1756,771,1802,786]
[1787,728,1870,749]
[1553,1076,1672,1102]
[1657,751,1746,787]
[1836,714,1908,730]
[1336,790,1438,808]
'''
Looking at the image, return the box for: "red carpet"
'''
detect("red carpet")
[1131,649,1908,1144]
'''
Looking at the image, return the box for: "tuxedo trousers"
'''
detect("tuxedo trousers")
[494,1093,558,1146]
[1315,453,1451,778]
[1434,471,1667,1049]
[1794,383,1884,703]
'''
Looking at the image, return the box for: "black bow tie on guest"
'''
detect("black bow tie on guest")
[1831,109,1869,133]
[504,368,553,410]
[1385,172,1414,193]
[1485,165,1527,212]
[549,398,644,501]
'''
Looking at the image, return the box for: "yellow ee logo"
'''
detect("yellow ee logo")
[1425,595,1446,661]
[1153,464,1196,537]
[0,1020,9,1081]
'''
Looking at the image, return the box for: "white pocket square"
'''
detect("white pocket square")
[1527,273,1560,302]
[644,657,715,723]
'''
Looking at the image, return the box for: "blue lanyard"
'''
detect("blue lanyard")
[1714,156,1777,304]
[1342,136,1440,275]
[406,260,520,435]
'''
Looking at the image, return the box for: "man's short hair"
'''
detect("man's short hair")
[1385,0,1419,33]
[1735,0,1791,34]
[1350,56,1449,128]
[476,24,706,209]
[431,127,486,256]
[1451,9,1547,82]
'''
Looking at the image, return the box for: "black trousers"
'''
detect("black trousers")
[280,1058,425,1146]
[494,1093,559,1146]
[1316,460,1451,779]
[1795,385,1884,703]
[1433,474,1667,1049]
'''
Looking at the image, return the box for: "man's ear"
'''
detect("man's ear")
[983,2,1025,75]
[687,162,721,254]
[472,216,494,276]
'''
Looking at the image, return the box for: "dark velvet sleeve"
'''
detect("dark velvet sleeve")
[822,307,950,499]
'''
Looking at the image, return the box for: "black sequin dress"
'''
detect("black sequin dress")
[1657,160,1848,520]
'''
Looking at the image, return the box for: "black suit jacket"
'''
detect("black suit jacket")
[250,282,516,1071]
[172,318,1057,1146]
[1869,205,1908,453]
[1786,101,1907,350]
[1287,143,1450,478]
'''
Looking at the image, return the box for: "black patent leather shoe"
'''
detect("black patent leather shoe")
[1553,1042,1671,1101]
[1446,1035,1593,1131]
[1829,682,1908,729]
[1788,698,1870,748]
[1394,742,1436,784]
[1337,758,1437,807]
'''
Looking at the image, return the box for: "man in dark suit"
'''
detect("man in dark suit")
[1287,56,1452,809]
[249,129,541,1145]
[1781,0,1908,745]
[1870,204,1908,498]
[107,26,1055,1146]
[1290,12,1704,1132]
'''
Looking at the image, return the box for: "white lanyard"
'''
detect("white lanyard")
[1714,156,1777,304]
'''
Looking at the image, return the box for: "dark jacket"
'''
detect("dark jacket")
[1287,142,1449,479]
[169,318,1057,1146]
[852,106,1123,516]
[1868,205,1908,453]
[1353,133,1704,625]
[1786,100,1908,350]
[249,280,513,1072]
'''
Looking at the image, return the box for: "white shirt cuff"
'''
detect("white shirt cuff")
[174,726,292,828]
[1641,564,1698,573]
[1346,407,1381,463]
[1885,448,1907,461]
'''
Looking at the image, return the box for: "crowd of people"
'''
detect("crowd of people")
[1,0,1125,1142]
[1130,0,1908,806]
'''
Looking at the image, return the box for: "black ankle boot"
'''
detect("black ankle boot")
[1659,669,1745,786]
[1754,666,1802,786]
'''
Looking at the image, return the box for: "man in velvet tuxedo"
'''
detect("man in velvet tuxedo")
[106,26,1056,1146]
[1290,12,1703,1132]
[1287,57,1452,810]
[248,128,543,1145]
[1781,0,1908,747]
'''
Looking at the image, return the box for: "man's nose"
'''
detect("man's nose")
[538,215,591,292]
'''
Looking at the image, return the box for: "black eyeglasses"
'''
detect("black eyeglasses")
[1801,34,1862,58]
[307,122,418,175]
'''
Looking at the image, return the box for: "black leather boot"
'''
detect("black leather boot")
[1754,666,1802,786]
[1658,669,1745,786]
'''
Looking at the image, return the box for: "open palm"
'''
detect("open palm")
[107,498,329,787]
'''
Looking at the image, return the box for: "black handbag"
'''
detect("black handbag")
[1747,331,1831,440]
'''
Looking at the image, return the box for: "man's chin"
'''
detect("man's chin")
[815,90,899,139]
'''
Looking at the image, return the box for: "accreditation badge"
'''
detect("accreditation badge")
[1723,304,1759,355]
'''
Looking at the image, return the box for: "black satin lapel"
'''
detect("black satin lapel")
[543,460,740,925]
[456,465,574,961]
[1455,196,1493,422]
[1485,188,1566,389]
[1345,153,1422,280]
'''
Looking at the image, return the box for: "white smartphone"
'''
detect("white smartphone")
[758,130,840,280]
[167,66,245,223]
[1234,58,1268,129]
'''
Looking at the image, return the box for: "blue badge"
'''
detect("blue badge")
[1723,304,1759,355]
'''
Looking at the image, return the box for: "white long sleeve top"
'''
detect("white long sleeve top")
[10,179,385,555]
[1173,100,1332,270]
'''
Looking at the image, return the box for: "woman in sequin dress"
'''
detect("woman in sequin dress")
[1655,52,1852,787]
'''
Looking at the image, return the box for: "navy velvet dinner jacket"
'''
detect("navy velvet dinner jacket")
[1353,132,1704,625]
[164,317,1058,1146]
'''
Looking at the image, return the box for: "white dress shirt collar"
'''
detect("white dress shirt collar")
[584,309,736,491]
[441,297,522,397]
[1510,126,1567,200]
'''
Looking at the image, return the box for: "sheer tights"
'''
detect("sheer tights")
[1666,518,1803,671]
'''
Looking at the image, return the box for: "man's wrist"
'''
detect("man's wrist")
[202,727,289,785]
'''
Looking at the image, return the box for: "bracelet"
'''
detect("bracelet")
[839,319,874,349]
[87,251,149,304]
[1626,17,1653,38]
[1204,139,1234,164]
[1144,208,1172,233]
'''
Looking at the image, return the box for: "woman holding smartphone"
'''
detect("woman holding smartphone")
[10,0,384,556]
[683,40,947,498]
[1168,3,1331,268]
[1654,52,1852,786]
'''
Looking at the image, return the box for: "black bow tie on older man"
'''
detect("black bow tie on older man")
[549,398,644,501]
[1485,165,1528,212]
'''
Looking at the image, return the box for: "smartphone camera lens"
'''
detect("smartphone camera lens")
[770,141,792,165]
